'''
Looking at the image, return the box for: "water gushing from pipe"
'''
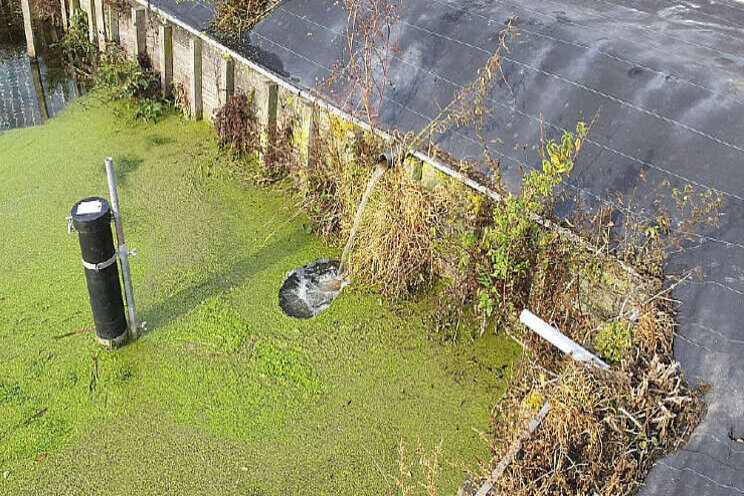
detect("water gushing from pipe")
[278,153,393,319]
[339,160,389,273]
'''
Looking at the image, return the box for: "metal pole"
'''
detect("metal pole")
[105,157,139,339]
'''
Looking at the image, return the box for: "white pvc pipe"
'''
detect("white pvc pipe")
[520,309,609,369]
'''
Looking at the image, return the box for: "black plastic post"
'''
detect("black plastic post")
[71,196,128,348]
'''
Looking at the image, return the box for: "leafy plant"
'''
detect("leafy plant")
[95,48,160,101]
[469,122,587,325]
[594,319,633,364]
[135,98,164,122]
[60,10,97,79]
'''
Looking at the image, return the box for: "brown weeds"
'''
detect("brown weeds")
[489,300,705,496]
[212,0,280,36]
[214,92,260,157]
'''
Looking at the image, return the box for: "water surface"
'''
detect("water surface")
[0,4,81,131]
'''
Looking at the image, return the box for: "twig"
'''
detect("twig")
[89,351,99,396]
[259,209,302,248]
[640,271,693,308]
[0,408,48,445]
[53,326,92,340]
[619,407,644,432]
[475,402,551,496]
[363,446,391,486]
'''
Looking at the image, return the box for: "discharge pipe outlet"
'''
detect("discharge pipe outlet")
[519,309,609,369]
[377,148,412,169]
[71,197,128,348]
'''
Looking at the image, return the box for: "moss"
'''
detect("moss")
[0,98,520,495]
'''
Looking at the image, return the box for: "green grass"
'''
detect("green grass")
[0,98,520,495]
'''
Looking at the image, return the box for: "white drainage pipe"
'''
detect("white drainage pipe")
[519,309,609,370]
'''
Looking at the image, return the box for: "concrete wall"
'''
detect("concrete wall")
[233,61,265,119]
[200,44,223,120]
[171,24,193,102]
[117,8,136,57]
[145,11,161,72]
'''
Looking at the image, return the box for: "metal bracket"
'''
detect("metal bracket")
[81,252,118,272]
[118,246,137,259]
[66,216,76,234]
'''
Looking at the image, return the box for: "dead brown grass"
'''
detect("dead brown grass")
[212,0,280,35]
[485,294,705,496]
[344,166,446,298]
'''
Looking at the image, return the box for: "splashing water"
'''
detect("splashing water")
[278,258,346,319]
[278,160,389,319]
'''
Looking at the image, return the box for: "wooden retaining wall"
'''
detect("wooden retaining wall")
[72,0,485,198]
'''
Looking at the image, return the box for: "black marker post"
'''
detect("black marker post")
[70,196,128,348]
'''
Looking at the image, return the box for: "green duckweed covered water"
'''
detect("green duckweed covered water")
[0,97,520,495]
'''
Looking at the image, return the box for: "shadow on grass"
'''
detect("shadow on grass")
[140,233,309,333]
[113,155,143,188]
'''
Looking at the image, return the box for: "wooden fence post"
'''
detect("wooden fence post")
[219,55,234,107]
[259,80,278,170]
[86,0,97,46]
[93,0,106,50]
[20,0,36,58]
[132,7,145,58]
[30,59,48,121]
[106,5,119,44]
[158,23,173,95]
[299,100,315,171]
[60,0,68,31]
[189,36,203,120]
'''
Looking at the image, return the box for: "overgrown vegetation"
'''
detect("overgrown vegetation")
[48,0,723,492]
[203,5,723,495]
[95,50,164,121]
[326,0,401,126]
[60,10,96,73]
[60,11,165,122]
[213,91,293,183]
[488,304,704,495]
[212,0,280,36]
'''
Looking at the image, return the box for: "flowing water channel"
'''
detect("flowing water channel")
[278,159,390,319]
[0,3,82,132]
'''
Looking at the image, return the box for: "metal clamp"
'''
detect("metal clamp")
[66,216,76,234]
[81,252,119,272]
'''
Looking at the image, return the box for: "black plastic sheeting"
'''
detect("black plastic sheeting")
[149,0,744,493]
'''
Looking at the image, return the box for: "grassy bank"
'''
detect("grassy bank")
[0,97,520,495]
